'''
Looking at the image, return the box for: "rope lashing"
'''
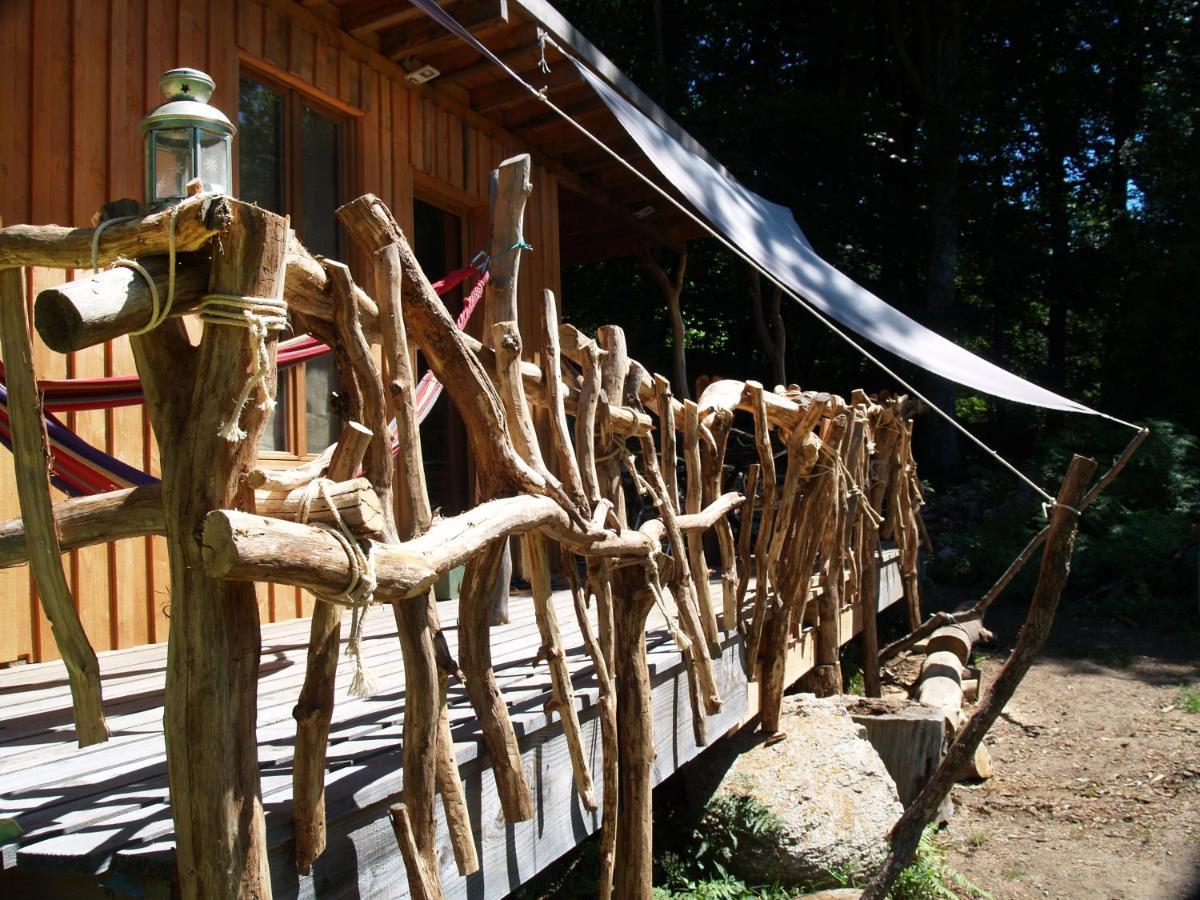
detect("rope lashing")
[294,477,380,698]
[490,237,533,261]
[199,293,289,442]
[90,206,182,336]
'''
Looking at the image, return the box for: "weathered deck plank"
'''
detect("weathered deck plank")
[0,552,903,897]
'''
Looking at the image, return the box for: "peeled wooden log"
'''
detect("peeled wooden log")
[540,290,587,508]
[962,742,992,781]
[256,477,385,536]
[0,191,229,270]
[597,324,631,526]
[917,650,965,731]
[675,491,745,531]
[528,534,597,809]
[204,485,694,596]
[0,268,108,747]
[925,620,993,666]
[734,463,760,623]
[0,484,163,568]
[369,241,473,882]
[635,416,723,716]
[612,562,659,898]
[149,199,285,898]
[744,383,778,677]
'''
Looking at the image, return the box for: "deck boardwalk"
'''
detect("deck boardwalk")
[0,551,902,899]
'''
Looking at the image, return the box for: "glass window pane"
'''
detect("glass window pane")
[199,132,231,194]
[237,76,283,213]
[301,105,341,258]
[305,353,341,453]
[153,129,192,202]
[259,372,287,451]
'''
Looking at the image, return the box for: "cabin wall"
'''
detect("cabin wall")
[0,0,561,664]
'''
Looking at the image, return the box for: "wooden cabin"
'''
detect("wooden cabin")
[0,0,703,667]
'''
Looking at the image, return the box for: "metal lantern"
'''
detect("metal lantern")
[140,68,235,206]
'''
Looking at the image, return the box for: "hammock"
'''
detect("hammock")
[0,263,488,497]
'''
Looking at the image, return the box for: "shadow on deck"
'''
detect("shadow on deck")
[0,551,902,899]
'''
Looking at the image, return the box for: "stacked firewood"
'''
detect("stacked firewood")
[0,156,931,900]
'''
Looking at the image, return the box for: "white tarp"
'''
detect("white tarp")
[573,61,1097,415]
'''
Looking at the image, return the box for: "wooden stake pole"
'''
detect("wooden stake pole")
[744,383,778,675]
[0,267,108,747]
[683,400,721,650]
[145,200,286,899]
[734,463,760,629]
[862,454,1097,900]
[494,318,596,809]
[292,421,373,875]
[458,539,535,822]
[597,324,631,525]
[566,562,618,898]
[375,242,478,878]
[612,562,659,899]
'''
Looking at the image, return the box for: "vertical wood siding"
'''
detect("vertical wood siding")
[0,0,562,662]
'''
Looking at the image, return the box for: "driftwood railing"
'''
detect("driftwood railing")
[0,155,930,900]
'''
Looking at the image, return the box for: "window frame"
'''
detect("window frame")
[236,63,357,461]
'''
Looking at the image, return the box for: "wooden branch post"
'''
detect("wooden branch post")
[0,267,108,747]
[144,200,287,899]
[612,563,659,899]
[862,454,1097,899]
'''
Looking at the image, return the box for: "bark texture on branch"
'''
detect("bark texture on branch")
[147,200,287,899]
[0,267,108,747]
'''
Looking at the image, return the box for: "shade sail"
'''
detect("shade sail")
[572,61,1097,415]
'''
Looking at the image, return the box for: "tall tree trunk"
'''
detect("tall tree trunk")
[748,268,786,387]
[893,0,965,471]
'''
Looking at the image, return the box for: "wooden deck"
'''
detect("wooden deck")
[0,550,902,899]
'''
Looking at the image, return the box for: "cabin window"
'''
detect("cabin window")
[237,71,348,455]
[414,198,470,514]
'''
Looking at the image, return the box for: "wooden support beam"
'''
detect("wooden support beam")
[0,192,229,270]
[612,562,658,898]
[34,238,380,353]
[0,267,108,747]
[147,199,285,899]
[381,1,509,61]
[0,484,163,568]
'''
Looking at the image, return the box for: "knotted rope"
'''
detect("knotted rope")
[294,477,380,698]
[199,292,289,441]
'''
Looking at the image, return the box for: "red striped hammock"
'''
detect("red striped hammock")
[0,264,488,497]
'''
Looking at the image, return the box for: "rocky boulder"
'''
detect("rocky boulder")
[715,693,903,888]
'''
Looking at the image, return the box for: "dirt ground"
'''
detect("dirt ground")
[894,603,1200,899]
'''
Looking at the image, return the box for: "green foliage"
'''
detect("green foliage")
[654,794,792,898]
[1178,685,1200,714]
[925,418,1199,624]
[885,825,993,900]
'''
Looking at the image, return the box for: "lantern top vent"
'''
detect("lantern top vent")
[140,68,235,136]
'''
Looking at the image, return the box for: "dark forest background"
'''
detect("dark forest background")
[554,0,1199,619]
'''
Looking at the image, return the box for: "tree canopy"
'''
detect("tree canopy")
[556,0,1199,459]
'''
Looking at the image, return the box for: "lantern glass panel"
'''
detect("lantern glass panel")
[198,131,230,194]
[153,128,192,201]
